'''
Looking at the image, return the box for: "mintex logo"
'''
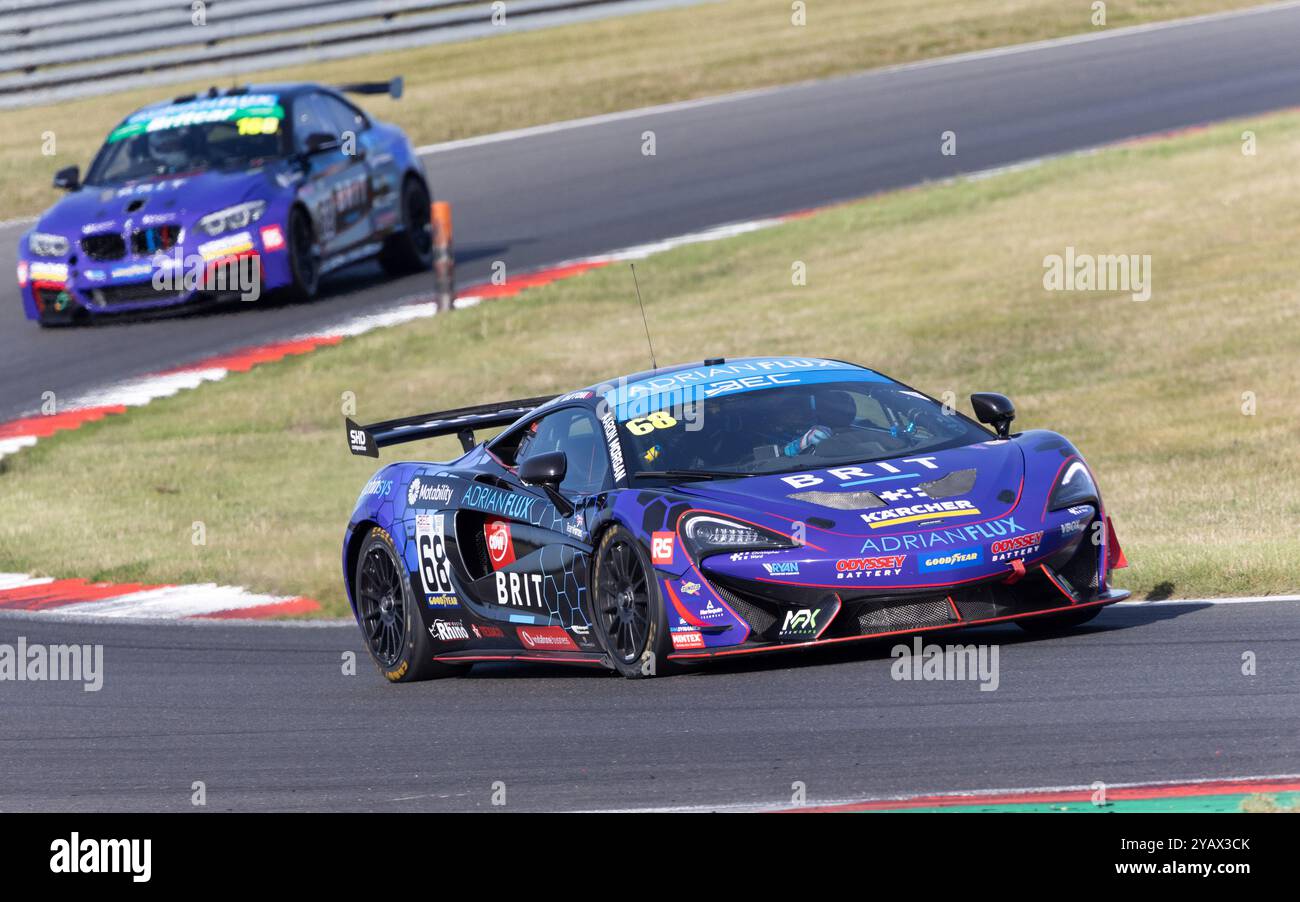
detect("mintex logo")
[919,548,983,572]
[670,629,704,649]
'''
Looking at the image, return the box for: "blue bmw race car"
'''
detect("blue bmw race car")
[17,78,432,326]
[341,356,1130,681]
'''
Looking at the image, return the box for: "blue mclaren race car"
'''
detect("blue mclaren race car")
[17,78,432,326]
[341,356,1130,681]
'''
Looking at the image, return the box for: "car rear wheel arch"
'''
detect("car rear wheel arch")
[344,519,381,617]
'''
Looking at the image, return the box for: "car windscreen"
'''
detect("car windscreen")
[612,374,992,477]
[86,94,288,185]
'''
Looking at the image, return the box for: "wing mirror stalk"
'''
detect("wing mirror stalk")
[970,392,1016,439]
[519,451,574,517]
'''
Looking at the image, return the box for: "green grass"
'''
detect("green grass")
[1241,793,1300,812]
[2,108,1299,616]
[0,0,1269,220]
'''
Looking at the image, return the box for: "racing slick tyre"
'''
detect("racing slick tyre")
[1014,605,1102,635]
[354,527,464,682]
[590,525,677,679]
[378,177,434,276]
[284,206,321,303]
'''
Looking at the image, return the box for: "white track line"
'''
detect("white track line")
[587,772,1300,813]
[0,571,316,621]
[66,366,230,410]
[52,584,302,619]
[1116,595,1300,606]
[0,574,54,591]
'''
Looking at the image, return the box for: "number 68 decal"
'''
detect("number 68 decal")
[624,410,678,436]
[415,513,455,595]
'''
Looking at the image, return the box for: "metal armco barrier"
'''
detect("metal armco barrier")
[0,0,708,107]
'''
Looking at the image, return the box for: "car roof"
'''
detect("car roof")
[577,355,876,396]
[126,82,328,118]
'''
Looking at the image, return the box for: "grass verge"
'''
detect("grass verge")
[0,0,1269,220]
[2,108,1299,615]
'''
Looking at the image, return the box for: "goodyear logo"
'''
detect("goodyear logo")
[918,548,983,572]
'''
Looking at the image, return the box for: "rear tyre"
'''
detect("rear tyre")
[283,206,320,303]
[378,177,433,276]
[590,526,675,678]
[354,527,462,682]
[1015,606,1101,635]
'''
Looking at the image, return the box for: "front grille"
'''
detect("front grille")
[86,284,184,307]
[713,584,779,636]
[81,233,126,261]
[130,225,180,255]
[852,595,955,632]
[951,584,1016,621]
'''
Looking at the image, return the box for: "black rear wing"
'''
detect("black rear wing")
[335,77,404,99]
[345,395,555,458]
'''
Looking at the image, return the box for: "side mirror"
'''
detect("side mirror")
[970,392,1016,439]
[519,451,566,489]
[519,451,573,517]
[53,165,80,191]
[303,132,341,155]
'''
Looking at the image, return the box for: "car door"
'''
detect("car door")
[317,93,393,238]
[472,407,611,643]
[291,92,373,260]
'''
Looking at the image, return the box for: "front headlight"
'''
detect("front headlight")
[680,513,796,559]
[28,232,70,257]
[1048,460,1098,511]
[197,201,267,237]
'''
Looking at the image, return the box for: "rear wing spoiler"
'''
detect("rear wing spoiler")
[335,77,403,99]
[345,395,555,458]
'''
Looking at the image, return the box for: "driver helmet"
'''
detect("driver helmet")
[147,127,192,169]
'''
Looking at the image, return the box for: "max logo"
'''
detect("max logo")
[781,608,819,633]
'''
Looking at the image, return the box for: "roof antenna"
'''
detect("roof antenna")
[630,263,657,371]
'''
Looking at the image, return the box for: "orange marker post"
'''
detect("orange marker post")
[431,200,455,312]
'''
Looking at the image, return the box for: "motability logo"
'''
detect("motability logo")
[407,477,454,507]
